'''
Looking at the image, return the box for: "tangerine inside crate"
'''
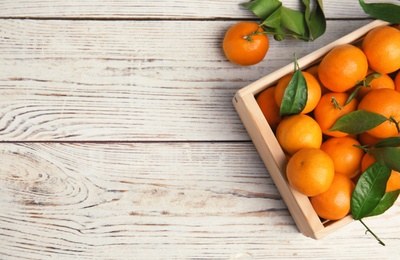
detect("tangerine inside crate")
[233,19,391,239]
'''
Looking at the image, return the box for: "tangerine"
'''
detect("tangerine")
[358,89,400,138]
[361,152,400,192]
[320,136,365,178]
[310,173,355,220]
[362,25,400,74]
[276,114,322,155]
[314,92,358,137]
[286,148,335,197]
[357,72,395,100]
[223,22,269,66]
[274,71,321,114]
[256,87,282,131]
[318,44,368,92]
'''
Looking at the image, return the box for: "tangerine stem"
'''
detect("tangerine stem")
[331,96,343,110]
[359,219,385,246]
[390,116,400,133]
[293,53,300,71]
[244,27,264,42]
[353,144,371,153]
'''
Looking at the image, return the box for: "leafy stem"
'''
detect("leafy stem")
[353,144,371,153]
[241,0,326,42]
[359,219,385,246]
[345,73,381,105]
[244,28,310,42]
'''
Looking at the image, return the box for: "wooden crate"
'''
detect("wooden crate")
[233,20,390,239]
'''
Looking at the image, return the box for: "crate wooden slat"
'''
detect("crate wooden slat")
[233,20,390,239]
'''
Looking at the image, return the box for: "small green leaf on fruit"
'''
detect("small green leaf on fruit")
[329,110,387,134]
[364,73,382,86]
[279,60,307,117]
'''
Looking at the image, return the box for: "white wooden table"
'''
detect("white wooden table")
[1,1,399,259]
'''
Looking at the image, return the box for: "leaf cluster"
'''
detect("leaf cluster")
[240,0,400,42]
[241,0,326,41]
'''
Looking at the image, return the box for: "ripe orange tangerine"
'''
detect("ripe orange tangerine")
[358,89,400,138]
[362,25,400,74]
[223,21,269,66]
[320,136,365,178]
[276,114,322,156]
[318,44,368,92]
[314,92,358,137]
[274,71,321,114]
[286,148,335,197]
[310,173,355,220]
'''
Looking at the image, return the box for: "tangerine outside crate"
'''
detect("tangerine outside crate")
[233,20,390,239]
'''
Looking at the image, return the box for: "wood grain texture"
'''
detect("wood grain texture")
[0,0,372,19]
[0,19,372,141]
[1,0,400,259]
[1,143,399,259]
[1,0,397,20]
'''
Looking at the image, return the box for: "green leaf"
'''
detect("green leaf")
[364,73,382,87]
[345,73,381,105]
[345,85,363,106]
[351,162,392,220]
[374,136,400,148]
[366,190,400,217]
[309,0,326,40]
[302,0,312,36]
[370,147,400,172]
[302,0,311,20]
[241,0,282,20]
[329,110,388,134]
[279,62,307,117]
[359,0,400,24]
[302,0,326,41]
[260,5,282,28]
[280,6,307,37]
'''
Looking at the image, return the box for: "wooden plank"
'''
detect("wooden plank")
[0,19,373,141]
[0,142,399,259]
[1,0,396,19]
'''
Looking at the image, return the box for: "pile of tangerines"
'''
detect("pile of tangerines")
[256,25,400,221]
